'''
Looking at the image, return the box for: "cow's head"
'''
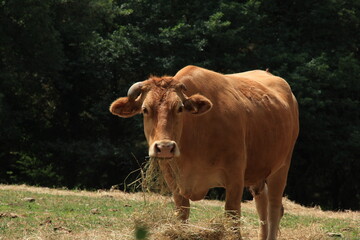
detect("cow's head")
[110,77,212,159]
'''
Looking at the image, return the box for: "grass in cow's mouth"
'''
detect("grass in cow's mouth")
[124,156,171,195]
[142,157,171,195]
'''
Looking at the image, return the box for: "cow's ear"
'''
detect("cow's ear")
[110,97,142,118]
[184,94,213,115]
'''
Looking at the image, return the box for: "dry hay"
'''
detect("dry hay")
[141,157,171,195]
[132,203,244,240]
[155,223,227,240]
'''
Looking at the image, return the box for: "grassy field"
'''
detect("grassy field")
[0,184,359,240]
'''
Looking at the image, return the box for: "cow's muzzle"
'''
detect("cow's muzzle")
[149,140,180,159]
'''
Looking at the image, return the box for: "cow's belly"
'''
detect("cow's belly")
[178,186,208,201]
[160,163,222,201]
[176,170,226,201]
[244,167,271,186]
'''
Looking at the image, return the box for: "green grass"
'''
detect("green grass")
[321,218,360,239]
[0,185,359,240]
[0,189,140,239]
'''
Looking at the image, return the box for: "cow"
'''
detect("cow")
[110,65,299,240]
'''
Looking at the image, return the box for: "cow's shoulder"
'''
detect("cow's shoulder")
[174,66,229,93]
[175,65,202,77]
[175,65,221,79]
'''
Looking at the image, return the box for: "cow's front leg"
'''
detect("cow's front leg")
[173,192,190,221]
[225,184,244,239]
[157,162,189,221]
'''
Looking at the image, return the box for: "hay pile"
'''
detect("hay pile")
[132,202,244,240]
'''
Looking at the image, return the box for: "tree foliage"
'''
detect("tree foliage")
[0,0,359,210]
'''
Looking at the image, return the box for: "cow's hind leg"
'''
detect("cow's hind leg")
[266,164,290,240]
[250,181,268,240]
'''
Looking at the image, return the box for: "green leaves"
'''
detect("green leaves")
[205,12,231,31]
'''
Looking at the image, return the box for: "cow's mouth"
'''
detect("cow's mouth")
[157,157,174,160]
[146,156,173,161]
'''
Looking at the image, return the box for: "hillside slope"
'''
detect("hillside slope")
[0,184,359,239]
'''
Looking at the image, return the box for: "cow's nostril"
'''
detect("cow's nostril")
[170,144,175,153]
[155,144,161,153]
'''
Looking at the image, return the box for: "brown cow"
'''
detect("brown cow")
[110,66,299,240]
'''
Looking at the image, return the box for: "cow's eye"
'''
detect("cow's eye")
[142,107,149,114]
